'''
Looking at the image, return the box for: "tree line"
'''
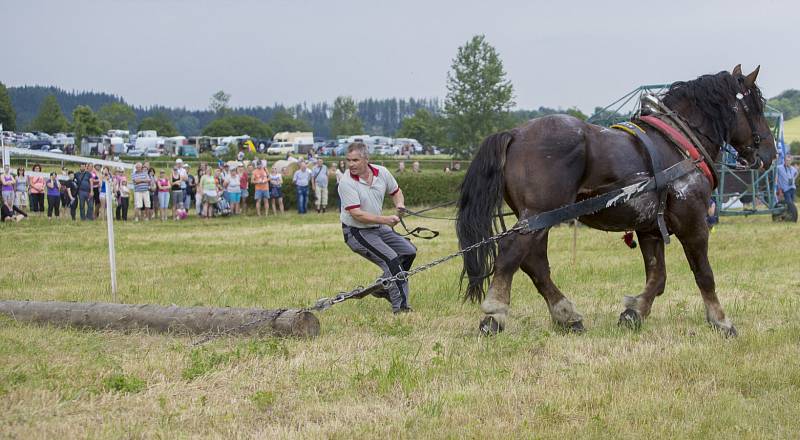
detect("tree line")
[3,37,798,159]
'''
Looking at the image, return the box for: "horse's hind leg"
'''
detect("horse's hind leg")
[479,233,533,335]
[519,229,584,332]
[619,230,666,329]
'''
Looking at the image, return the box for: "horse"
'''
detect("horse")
[456,65,776,337]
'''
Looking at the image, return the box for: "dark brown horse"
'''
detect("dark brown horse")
[456,65,775,336]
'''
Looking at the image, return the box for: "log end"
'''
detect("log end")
[270,309,320,338]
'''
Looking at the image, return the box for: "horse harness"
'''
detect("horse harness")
[610,99,719,243]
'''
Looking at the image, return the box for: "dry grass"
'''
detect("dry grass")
[1,211,799,439]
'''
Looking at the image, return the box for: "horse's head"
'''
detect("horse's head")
[728,65,776,170]
[663,66,776,170]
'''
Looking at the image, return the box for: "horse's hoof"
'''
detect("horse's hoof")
[557,320,585,334]
[479,316,503,336]
[713,323,738,338]
[618,308,642,330]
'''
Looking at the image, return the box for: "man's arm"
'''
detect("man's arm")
[348,207,399,226]
[391,188,405,213]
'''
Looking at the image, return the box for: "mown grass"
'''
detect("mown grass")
[0,211,798,438]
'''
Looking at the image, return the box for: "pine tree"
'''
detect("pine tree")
[0,82,16,131]
[444,35,515,159]
[30,95,69,134]
[73,106,104,142]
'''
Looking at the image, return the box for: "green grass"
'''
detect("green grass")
[784,116,800,145]
[0,212,798,438]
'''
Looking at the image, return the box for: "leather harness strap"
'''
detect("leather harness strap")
[611,121,672,242]
[639,115,717,189]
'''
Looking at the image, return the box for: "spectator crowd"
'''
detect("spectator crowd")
[1,157,350,223]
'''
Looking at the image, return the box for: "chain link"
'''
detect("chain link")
[308,221,528,313]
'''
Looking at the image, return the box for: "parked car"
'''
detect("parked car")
[267,142,294,155]
[373,144,399,155]
[212,144,230,158]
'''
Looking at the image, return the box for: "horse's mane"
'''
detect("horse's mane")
[662,71,764,146]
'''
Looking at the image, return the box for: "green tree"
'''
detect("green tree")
[0,82,16,131]
[29,95,69,134]
[97,102,137,130]
[444,35,515,159]
[565,107,587,121]
[790,140,800,156]
[396,109,445,146]
[72,105,104,141]
[330,96,363,137]
[202,115,272,138]
[209,90,231,116]
[268,108,311,133]
[138,112,178,137]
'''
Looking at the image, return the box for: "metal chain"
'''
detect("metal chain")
[190,309,285,347]
[308,222,528,312]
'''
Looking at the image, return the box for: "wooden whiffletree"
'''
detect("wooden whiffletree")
[0,301,320,338]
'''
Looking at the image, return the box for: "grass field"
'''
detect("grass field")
[784,116,800,145]
[1,211,799,438]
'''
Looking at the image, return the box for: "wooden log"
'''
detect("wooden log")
[0,300,320,338]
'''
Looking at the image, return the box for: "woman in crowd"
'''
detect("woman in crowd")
[14,167,28,209]
[46,172,61,219]
[28,164,46,215]
[1,165,15,205]
[147,167,157,219]
[63,170,78,220]
[157,170,170,221]
[199,167,218,219]
[269,166,284,215]
[225,166,241,215]
[195,163,207,215]
[170,164,184,217]
[185,165,196,214]
[97,167,111,220]
[115,174,130,221]
[239,165,250,215]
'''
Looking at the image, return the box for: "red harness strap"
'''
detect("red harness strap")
[640,115,716,188]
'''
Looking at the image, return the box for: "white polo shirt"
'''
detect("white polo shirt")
[339,164,399,228]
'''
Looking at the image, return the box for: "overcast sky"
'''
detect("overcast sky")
[4,0,798,113]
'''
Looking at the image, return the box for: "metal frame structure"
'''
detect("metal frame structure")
[587,86,786,218]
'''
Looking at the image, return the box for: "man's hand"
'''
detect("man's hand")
[385,215,401,227]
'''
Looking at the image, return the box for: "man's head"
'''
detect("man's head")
[346,142,369,176]
[299,161,307,170]
[175,158,183,169]
[135,162,142,172]
[316,158,323,167]
[785,155,792,166]
[412,161,420,172]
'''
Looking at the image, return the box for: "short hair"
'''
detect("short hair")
[348,142,369,158]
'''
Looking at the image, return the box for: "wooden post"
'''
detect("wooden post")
[0,301,320,338]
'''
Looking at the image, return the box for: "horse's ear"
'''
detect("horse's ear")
[744,65,760,87]
[732,64,742,76]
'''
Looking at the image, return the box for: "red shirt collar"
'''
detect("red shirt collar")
[349,164,379,181]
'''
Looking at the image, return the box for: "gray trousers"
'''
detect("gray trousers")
[343,224,417,311]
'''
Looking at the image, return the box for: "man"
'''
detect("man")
[776,154,798,222]
[292,160,312,214]
[131,162,151,221]
[73,163,94,220]
[63,170,78,220]
[252,160,270,216]
[339,142,416,314]
[311,158,329,213]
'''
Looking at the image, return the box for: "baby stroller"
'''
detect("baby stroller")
[214,197,232,217]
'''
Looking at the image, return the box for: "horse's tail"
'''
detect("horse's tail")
[457,131,514,303]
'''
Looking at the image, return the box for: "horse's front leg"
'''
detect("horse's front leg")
[479,234,532,335]
[676,227,737,337]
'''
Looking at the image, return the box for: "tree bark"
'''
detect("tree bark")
[0,301,319,338]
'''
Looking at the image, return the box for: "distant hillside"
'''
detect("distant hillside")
[784,116,800,144]
[7,85,440,138]
[768,89,800,120]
